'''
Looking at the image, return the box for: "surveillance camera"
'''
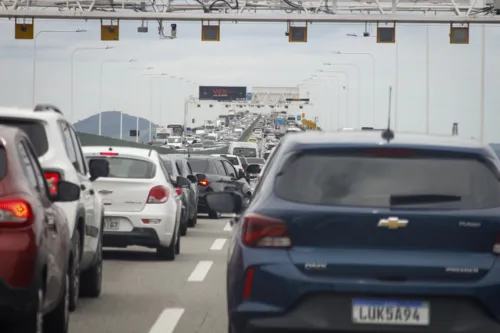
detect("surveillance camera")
[363,31,370,37]
[285,31,289,36]
[171,23,177,38]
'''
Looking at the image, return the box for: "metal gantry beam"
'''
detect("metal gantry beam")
[0,0,498,22]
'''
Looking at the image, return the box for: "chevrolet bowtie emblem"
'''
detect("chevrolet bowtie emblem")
[378,217,408,229]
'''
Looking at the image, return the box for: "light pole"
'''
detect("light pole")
[140,73,169,142]
[309,75,346,129]
[70,46,113,123]
[98,58,137,136]
[333,51,377,125]
[120,66,154,139]
[32,29,86,106]
[321,64,361,128]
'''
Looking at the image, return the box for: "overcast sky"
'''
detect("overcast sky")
[0,18,499,142]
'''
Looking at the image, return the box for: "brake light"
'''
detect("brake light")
[363,148,417,157]
[241,213,291,248]
[243,267,255,300]
[147,186,169,203]
[175,188,183,195]
[198,180,210,187]
[100,152,118,156]
[0,199,33,227]
[44,171,63,195]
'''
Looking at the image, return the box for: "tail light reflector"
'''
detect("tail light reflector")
[147,186,169,203]
[243,267,255,300]
[242,213,291,248]
[44,171,63,195]
[175,188,183,195]
[0,199,33,227]
[198,179,210,187]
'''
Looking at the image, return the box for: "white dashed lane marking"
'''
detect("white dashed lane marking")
[223,222,232,231]
[210,238,227,251]
[187,261,213,282]
[148,308,184,333]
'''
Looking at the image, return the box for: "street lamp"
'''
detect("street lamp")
[333,51,377,126]
[70,46,113,123]
[98,58,137,135]
[140,72,169,142]
[310,74,347,129]
[32,29,87,106]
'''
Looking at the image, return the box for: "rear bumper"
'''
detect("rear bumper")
[232,294,500,333]
[103,227,160,248]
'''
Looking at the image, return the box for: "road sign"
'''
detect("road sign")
[246,92,253,101]
[296,115,302,121]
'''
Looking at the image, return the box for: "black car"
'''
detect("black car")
[160,155,202,235]
[187,155,251,219]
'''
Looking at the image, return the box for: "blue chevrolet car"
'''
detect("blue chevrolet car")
[206,129,500,333]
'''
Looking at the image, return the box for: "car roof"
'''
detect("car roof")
[280,130,488,153]
[82,146,158,158]
[0,106,63,121]
[0,124,23,140]
[188,155,223,160]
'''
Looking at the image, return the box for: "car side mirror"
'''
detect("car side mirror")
[196,173,206,181]
[176,176,191,188]
[246,164,261,174]
[204,192,243,214]
[187,175,197,183]
[238,170,246,179]
[89,159,109,181]
[49,181,80,202]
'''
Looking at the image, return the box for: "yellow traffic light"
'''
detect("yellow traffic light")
[289,26,307,43]
[377,23,396,44]
[202,25,220,42]
[101,20,119,41]
[15,19,34,40]
[450,23,469,44]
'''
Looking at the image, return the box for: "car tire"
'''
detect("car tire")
[43,272,70,333]
[69,230,80,312]
[187,213,197,227]
[15,283,44,333]
[180,211,188,236]
[175,231,181,255]
[156,228,177,261]
[80,230,103,298]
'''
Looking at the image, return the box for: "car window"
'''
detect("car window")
[0,148,6,180]
[188,159,210,173]
[275,152,500,210]
[222,160,237,176]
[186,162,194,175]
[0,120,48,157]
[18,142,38,190]
[214,161,227,175]
[23,141,48,195]
[221,155,239,165]
[233,147,257,158]
[175,160,183,175]
[59,122,79,171]
[86,157,156,179]
[68,124,86,174]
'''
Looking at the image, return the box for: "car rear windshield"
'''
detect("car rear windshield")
[188,159,210,173]
[0,120,48,157]
[87,157,156,179]
[221,156,239,165]
[247,158,265,164]
[233,147,257,157]
[275,152,500,210]
[0,148,6,180]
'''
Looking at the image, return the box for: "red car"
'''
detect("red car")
[0,125,81,333]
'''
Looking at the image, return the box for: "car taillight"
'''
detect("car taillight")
[0,199,33,227]
[198,180,210,187]
[147,186,169,203]
[175,188,182,195]
[243,267,255,300]
[44,171,63,195]
[100,152,118,156]
[241,213,291,248]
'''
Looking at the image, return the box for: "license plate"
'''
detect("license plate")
[104,218,120,231]
[352,299,429,326]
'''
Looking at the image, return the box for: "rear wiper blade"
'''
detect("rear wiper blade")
[390,194,461,206]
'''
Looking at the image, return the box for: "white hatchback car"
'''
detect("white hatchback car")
[83,146,187,260]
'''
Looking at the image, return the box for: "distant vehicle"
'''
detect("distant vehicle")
[167,124,184,137]
[228,141,259,158]
[166,136,183,149]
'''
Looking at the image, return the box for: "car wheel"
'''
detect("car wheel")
[80,230,103,298]
[69,230,80,312]
[180,211,188,236]
[43,272,70,333]
[175,230,181,255]
[15,284,44,333]
[187,213,197,227]
[156,228,177,261]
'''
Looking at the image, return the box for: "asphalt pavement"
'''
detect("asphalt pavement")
[71,215,233,333]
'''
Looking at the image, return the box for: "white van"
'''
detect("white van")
[228,141,259,158]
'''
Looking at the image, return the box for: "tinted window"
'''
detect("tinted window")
[0,120,48,156]
[234,147,257,157]
[188,159,210,173]
[161,159,174,175]
[60,122,78,166]
[221,156,239,165]
[275,153,500,210]
[0,148,6,180]
[86,157,156,179]
[18,142,37,188]
[246,158,265,164]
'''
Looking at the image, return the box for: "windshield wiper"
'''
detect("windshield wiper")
[390,194,461,206]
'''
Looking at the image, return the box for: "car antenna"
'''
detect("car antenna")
[381,86,395,143]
